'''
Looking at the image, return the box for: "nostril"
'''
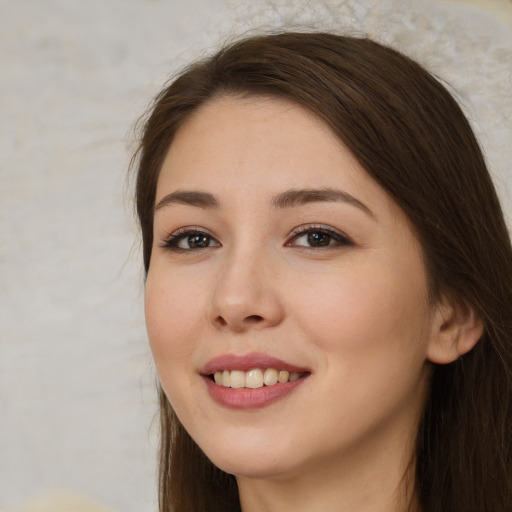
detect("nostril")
[215,316,228,327]
[245,315,264,323]
[211,312,271,331]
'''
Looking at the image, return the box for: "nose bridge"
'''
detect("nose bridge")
[209,236,283,331]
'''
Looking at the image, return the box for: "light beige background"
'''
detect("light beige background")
[1,0,510,511]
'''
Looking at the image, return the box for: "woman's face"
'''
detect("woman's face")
[145,95,438,481]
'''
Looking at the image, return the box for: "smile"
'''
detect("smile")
[202,353,311,409]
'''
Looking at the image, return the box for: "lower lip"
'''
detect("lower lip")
[203,375,308,410]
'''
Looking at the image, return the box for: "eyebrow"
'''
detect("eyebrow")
[155,187,375,219]
[272,188,375,219]
[155,191,219,210]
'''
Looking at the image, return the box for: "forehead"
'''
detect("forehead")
[157,95,380,203]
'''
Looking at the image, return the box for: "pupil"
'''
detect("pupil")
[189,235,209,248]
[308,232,330,247]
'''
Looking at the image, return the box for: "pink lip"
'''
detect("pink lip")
[201,352,310,374]
[203,376,308,409]
[200,352,311,410]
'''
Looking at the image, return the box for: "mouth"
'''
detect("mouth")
[200,353,311,409]
[209,368,309,389]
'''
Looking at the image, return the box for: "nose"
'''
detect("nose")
[208,249,285,333]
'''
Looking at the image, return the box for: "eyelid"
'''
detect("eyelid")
[286,224,353,247]
[160,226,221,251]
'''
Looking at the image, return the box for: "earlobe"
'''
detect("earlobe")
[426,294,484,365]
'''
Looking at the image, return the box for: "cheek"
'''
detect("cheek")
[145,270,210,422]
[292,261,431,367]
[144,269,204,371]
[289,264,432,444]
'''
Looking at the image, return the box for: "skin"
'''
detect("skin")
[145,95,482,512]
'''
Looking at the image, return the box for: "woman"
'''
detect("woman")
[132,32,512,511]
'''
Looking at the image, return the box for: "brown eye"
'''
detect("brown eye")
[163,229,220,251]
[289,226,352,249]
[187,234,211,248]
[306,232,331,247]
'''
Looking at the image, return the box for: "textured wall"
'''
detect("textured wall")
[1,1,510,511]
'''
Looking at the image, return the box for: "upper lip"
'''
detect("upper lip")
[201,352,311,375]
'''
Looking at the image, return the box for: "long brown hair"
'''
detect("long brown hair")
[133,32,512,511]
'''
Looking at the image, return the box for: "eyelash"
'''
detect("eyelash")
[287,224,353,249]
[160,224,353,253]
[160,227,220,253]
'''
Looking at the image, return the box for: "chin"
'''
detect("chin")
[210,455,292,481]
[196,429,297,480]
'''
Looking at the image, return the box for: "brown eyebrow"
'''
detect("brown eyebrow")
[155,191,219,211]
[155,187,375,219]
[271,188,375,219]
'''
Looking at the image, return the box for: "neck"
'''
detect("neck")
[237,418,421,512]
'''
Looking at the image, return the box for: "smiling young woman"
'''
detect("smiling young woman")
[132,33,512,512]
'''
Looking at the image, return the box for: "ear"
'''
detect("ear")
[426,293,484,364]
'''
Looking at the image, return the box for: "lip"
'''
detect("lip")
[203,376,308,409]
[201,352,310,374]
[200,352,311,410]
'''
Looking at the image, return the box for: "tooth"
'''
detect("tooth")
[215,368,302,388]
[278,370,289,383]
[230,370,245,388]
[246,369,264,388]
[263,368,278,386]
